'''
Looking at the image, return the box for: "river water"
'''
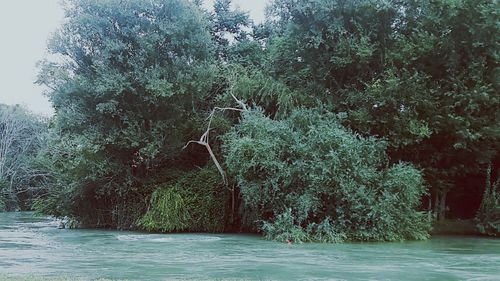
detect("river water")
[1,212,499,281]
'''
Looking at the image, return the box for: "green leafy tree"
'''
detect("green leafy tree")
[36,0,217,227]
[209,0,251,60]
[223,109,430,242]
[262,0,500,220]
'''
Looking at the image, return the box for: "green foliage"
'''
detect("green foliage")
[209,0,251,60]
[141,166,229,232]
[36,0,219,227]
[262,209,346,243]
[223,109,430,242]
[262,209,311,243]
[475,165,500,236]
[263,0,500,219]
[216,65,314,118]
[141,186,192,232]
[31,0,498,240]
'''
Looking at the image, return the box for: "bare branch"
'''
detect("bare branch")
[182,96,248,185]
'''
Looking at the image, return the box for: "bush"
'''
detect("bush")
[262,209,346,243]
[223,109,430,242]
[262,209,311,243]
[475,165,500,236]
[140,166,230,232]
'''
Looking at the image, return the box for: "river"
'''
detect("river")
[1,212,499,280]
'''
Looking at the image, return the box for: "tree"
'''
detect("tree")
[475,163,500,236]
[261,0,500,220]
[223,109,430,242]
[36,0,218,227]
[209,0,252,60]
[33,0,498,238]
[0,104,47,211]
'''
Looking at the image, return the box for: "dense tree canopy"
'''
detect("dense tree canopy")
[36,0,219,227]
[16,0,498,239]
[224,109,430,242]
[264,0,499,220]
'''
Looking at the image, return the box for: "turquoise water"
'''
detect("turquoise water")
[1,212,499,281]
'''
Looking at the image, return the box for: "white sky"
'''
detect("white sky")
[208,0,268,23]
[0,0,268,116]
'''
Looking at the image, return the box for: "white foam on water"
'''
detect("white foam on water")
[115,235,146,241]
[149,237,174,242]
[173,236,222,242]
[162,236,221,242]
[29,221,60,228]
[116,234,221,242]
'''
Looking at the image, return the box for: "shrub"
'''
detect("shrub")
[223,109,430,242]
[140,166,230,232]
[262,209,346,243]
[262,209,311,243]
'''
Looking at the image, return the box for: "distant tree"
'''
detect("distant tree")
[0,104,47,211]
[209,0,251,60]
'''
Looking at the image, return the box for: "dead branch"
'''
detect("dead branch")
[183,96,248,185]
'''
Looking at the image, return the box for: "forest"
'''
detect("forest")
[1,0,499,242]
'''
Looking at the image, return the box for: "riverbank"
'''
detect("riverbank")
[431,219,482,236]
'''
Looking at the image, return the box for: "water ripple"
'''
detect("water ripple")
[1,212,500,281]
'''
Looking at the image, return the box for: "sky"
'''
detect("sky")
[0,0,268,116]
[208,0,268,23]
[0,0,63,116]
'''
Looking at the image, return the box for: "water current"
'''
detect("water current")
[1,212,499,280]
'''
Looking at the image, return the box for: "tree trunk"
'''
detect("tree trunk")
[438,190,448,221]
[433,191,439,220]
[428,196,432,221]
